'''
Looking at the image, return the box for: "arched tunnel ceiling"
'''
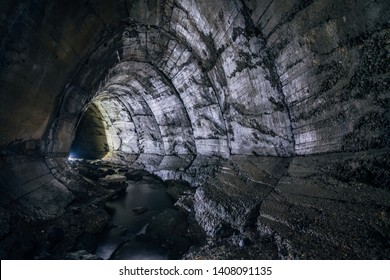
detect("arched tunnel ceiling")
[40,4,296,158]
[1,0,389,159]
[1,0,390,260]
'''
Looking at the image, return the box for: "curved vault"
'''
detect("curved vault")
[0,0,387,160]
[0,0,389,259]
[44,21,295,161]
[0,0,387,198]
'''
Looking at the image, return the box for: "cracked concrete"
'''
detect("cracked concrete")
[187,148,390,259]
[0,0,389,259]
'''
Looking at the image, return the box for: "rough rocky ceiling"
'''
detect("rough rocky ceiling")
[44,1,294,160]
[1,0,388,160]
[0,0,389,259]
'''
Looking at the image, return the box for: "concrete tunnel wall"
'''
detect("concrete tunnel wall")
[0,0,389,220]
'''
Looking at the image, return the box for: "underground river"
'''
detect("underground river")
[95,174,174,260]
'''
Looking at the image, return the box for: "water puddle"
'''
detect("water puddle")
[95,175,174,260]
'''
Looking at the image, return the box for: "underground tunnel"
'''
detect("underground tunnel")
[69,103,109,160]
[0,0,389,259]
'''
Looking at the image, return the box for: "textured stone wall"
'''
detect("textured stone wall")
[190,149,390,259]
[246,0,390,154]
[0,156,73,220]
[0,0,123,149]
[1,0,388,159]
[0,0,389,226]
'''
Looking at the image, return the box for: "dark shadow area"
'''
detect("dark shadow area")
[70,104,109,160]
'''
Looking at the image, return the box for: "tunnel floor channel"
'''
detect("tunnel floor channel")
[68,160,197,260]
[96,174,174,259]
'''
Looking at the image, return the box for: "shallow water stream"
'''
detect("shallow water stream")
[95,175,174,260]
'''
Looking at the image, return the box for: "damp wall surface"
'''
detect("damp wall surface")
[0,0,389,259]
[1,0,388,159]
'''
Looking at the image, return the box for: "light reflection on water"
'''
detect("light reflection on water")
[95,176,173,260]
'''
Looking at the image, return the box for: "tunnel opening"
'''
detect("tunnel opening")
[69,103,109,160]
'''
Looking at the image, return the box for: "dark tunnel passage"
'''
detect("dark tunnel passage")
[0,0,389,260]
[69,103,109,160]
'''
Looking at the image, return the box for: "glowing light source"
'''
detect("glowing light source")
[68,152,77,160]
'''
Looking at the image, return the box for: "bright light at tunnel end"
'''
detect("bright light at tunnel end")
[68,152,78,161]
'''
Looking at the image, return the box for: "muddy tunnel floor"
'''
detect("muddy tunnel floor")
[96,171,185,260]
[0,160,207,260]
[1,149,389,260]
